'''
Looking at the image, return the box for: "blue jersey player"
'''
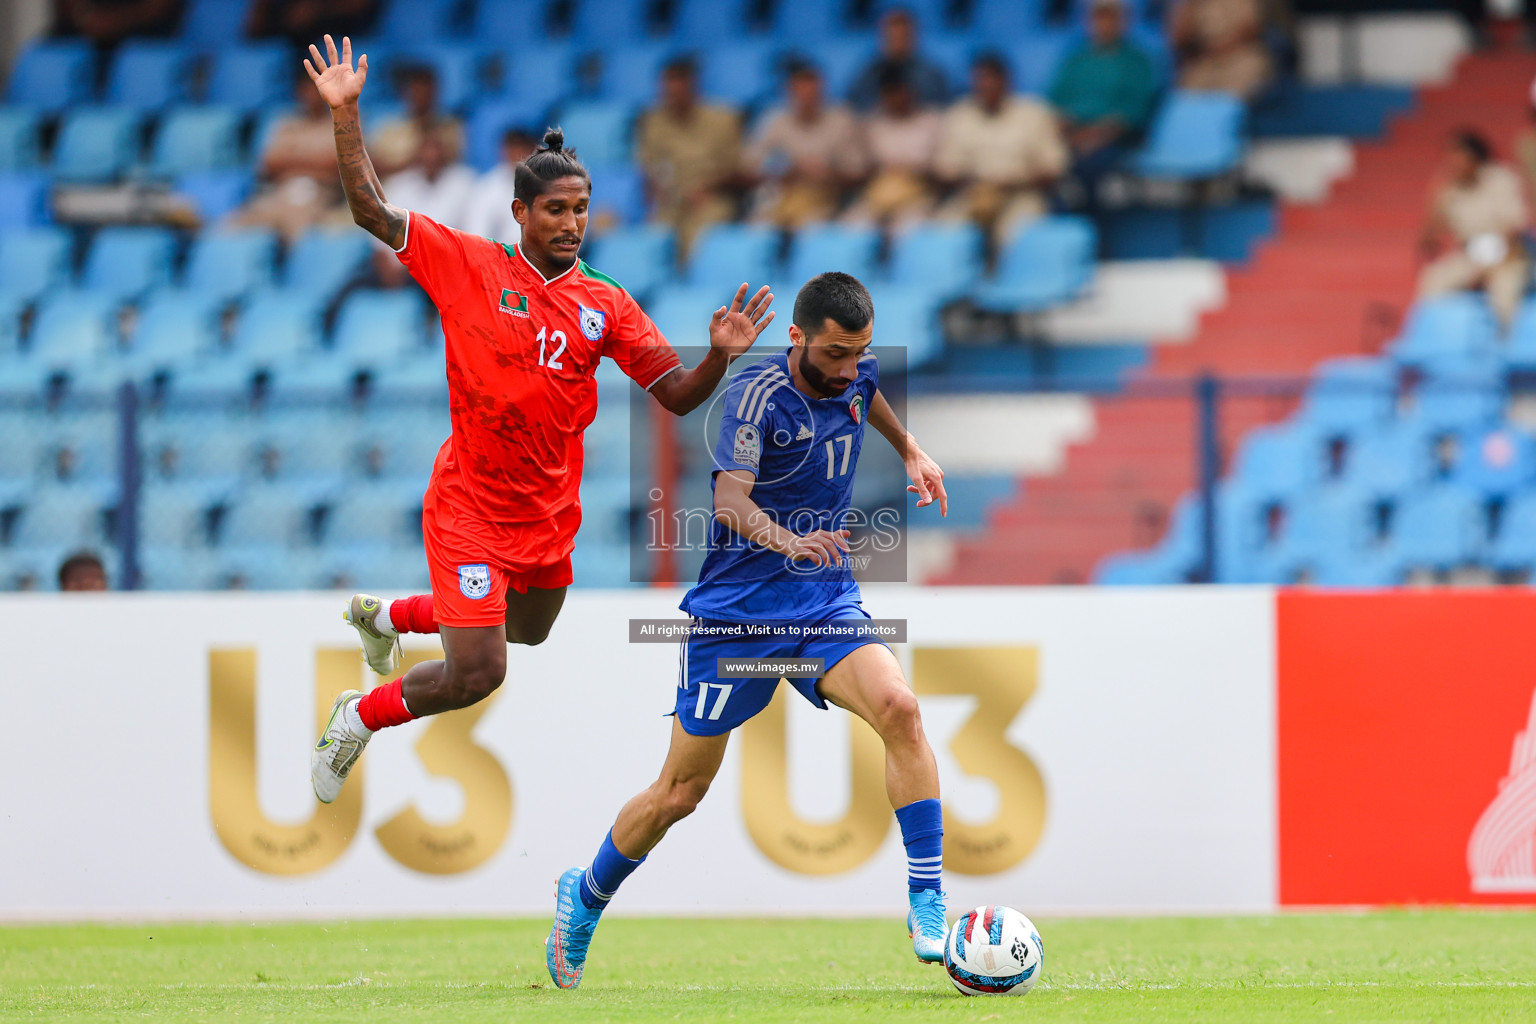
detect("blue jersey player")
[546,272,952,988]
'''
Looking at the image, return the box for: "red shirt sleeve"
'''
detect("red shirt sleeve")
[394,211,477,311]
[602,289,684,390]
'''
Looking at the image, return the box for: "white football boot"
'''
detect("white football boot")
[312,689,369,804]
[345,593,401,675]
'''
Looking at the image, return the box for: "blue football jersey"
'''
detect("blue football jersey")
[680,348,880,622]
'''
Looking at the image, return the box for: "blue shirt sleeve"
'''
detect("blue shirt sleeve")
[713,369,784,477]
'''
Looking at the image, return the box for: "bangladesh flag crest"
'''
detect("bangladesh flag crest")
[499,288,529,318]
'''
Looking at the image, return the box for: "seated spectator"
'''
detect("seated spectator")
[1169,0,1273,101]
[847,7,951,112]
[745,60,866,229]
[934,53,1067,238]
[464,128,538,244]
[247,0,378,51]
[1050,0,1159,205]
[1419,131,1530,328]
[229,68,350,241]
[846,62,941,228]
[52,0,181,51]
[58,551,108,591]
[382,132,476,230]
[636,57,742,257]
[368,64,465,177]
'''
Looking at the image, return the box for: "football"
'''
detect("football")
[942,905,1044,996]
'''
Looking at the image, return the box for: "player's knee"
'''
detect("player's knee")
[873,685,922,739]
[660,777,711,824]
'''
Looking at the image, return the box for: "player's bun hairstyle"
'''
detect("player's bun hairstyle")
[793,272,874,338]
[513,127,591,204]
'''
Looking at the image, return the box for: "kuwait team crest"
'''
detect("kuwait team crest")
[578,303,606,341]
[849,392,864,424]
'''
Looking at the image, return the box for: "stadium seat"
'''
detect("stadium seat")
[0,173,49,228]
[809,37,881,101]
[182,229,278,303]
[180,0,252,49]
[1006,33,1073,96]
[473,0,556,43]
[572,0,656,43]
[127,289,223,379]
[0,107,41,171]
[175,169,254,222]
[785,225,881,287]
[0,227,72,303]
[467,96,554,170]
[1454,426,1536,499]
[1344,421,1435,500]
[377,0,461,42]
[972,216,1096,312]
[332,289,428,360]
[246,410,364,479]
[105,41,189,111]
[138,481,227,548]
[1231,423,1326,501]
[587,163,647,228]
[1306,545,1403,587]
[52,107,142,182]
[970,0,1046,36]
[386,44,486,114]
[1410,367,1505,436]
[555,101,634,167]
[684,224,780,293]
[1504,296,1536,370]
[281,229,373,301]
[321,479,428,546]
[221,482,331,547]
[83,227,177,301]
[1389,484,1486,570]
[491,41,579,115]
[1271,483,1375,570]
[767,0,854,40]
[6,42,93,113]
[1489,490,1536,571]
[871,0,961,30]
[670,0,755,44]
[864,284,943,367]
[886,222,983,301]
[1133,91,1246,179]
[26,290,120,383]
[1093,545,1189,585]
[11,482,114,548]
[150,106,242,176]
[699,43,780,107]
[314,540,431,591]
[186,290,324,388]
[585,225,674,300]
[642,286,727,348]
[1298,356,1397,435]
[204,44,289,113]
[1390,293,1498,364]
[595,44,669,106]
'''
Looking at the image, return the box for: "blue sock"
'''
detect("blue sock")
[579,830,645,910]
[895,798,943,893]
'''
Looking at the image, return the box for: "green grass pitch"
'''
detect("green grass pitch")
[3,911,1534,1022]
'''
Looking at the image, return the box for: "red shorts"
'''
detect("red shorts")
[422,488,580,628]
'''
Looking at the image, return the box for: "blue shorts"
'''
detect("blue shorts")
[673,605,889,736]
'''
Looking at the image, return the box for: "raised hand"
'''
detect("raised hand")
[305,34,367,110]
[708,284,775,360]
[904,443,949,517]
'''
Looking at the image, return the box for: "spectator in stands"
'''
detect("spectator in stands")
[52,0,181,52]
[382,132,476,230]
[846,61,941,228]
[464,128,539,244]
[368,64,465,177]
[934,53,1067,239]
[247,0,378,51]
[1419,131,1531,328]
[1050,0,1160,209]
[746,60,866,228]
[58,551,108,591]
[847,7,951,112]
[229,68,348,241]
[636,57,742,258]
[1168,0,1272,101]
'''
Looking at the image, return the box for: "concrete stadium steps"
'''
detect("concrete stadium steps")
[934,49,1536,585]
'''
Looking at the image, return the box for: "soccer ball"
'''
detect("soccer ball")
[942,905,1043,996]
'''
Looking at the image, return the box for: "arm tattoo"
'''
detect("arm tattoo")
[331,104,406,249]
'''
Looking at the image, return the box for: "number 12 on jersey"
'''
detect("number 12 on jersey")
[535,326,566,370]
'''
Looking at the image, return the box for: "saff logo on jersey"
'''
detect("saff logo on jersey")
[849,393,865,424]
[458,564,491,599]
[499,289,530,318]
[734,423,761,471]
[578,303,606,341]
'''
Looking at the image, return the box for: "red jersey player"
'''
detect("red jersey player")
[303,35,777,803]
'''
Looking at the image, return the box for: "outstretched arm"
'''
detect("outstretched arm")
[304,34,407,249]
[869,389,947,517]
[714,470,849,566]
[650,283,776,416]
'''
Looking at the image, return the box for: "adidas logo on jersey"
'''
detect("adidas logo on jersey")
[795,424,813,441]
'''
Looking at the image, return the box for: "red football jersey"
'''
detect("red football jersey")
[395,212,683,523]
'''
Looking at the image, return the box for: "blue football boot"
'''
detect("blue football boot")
[546,867,604,988]
[907,888,949,963]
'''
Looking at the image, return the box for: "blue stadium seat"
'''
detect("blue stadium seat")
[150,106,242,176]
[1411,366,1505,436]
[1489,490,1536,571]
[1133,91,1246,179]
[809,37,881,101]
[331,289,428,362]
[467,96,554,170]
[556,101,634,167]
[138,482,224,549]
[1344,421,1435,500]
[53,107,142,182]
[1093,545,1190,584]
[1272,483,1375,569]
[221,481,331,547]
[1231,422,1326,501]
[205,44,288,113]
[0,107,41,170]
[377,0,460,42]
[83,227,177,301]
[1454,426,1536,499]
[0,171,47,227]
[864,284,943,367]
[106,41,189,111]
[6,42,93,113]
[1390,293,1498,364]
[27,289,120,378]
[387,44,486,114]
[670,0,754,44]
[768,0,854,40]
[247,410,364,478]
[180,0,253,49]
[474,0,556,42]
[321,479,428,545]
[596,44,670,105]
[1298,356,1397,435]
[700,42,779,107]
[11,483,114,548]
[182,229,277,303]
[0,293,26,363]
[0,227,71,302]
[586,224,674,299]
[281,229,373,301]
[212,289,326,377]
[176,169,254,222]
[1006,33,1073,96]
[314,541,432,591]
[971,0,1045,35]
[871,0,962,30]
[128,289,222,379]
[642,285,727,347]
[1307,545,1403,587]
[587,163,646,227]
[972,216,1095,312]
[1504,296,1536,371]
[886,223,983,301]
[1389,484,1486,570]
[785,224,880,286]
[572,0,656,43]
[684,224,780,292]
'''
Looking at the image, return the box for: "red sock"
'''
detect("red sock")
[390,594,438,635]
[357,679,417,731]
